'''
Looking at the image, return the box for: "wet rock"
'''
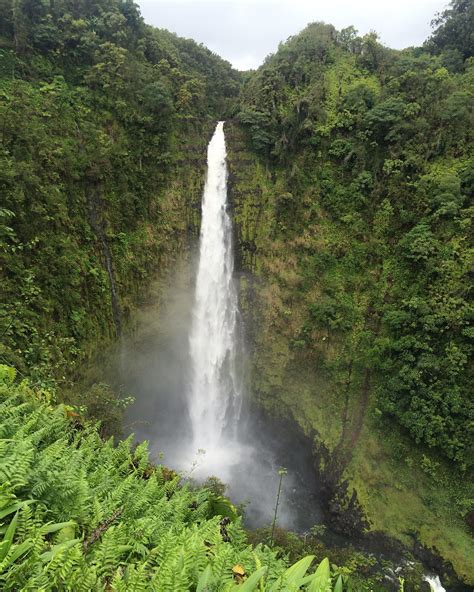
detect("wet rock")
[412,540,470,591]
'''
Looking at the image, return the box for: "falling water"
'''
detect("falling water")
[111,122,454,572]
[118,120,321,528]
[188,121,242,466]
[423,575,446,592]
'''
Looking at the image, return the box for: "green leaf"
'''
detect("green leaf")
[0,365,16,385]
[39,520,76,535]
[0,500,35,520]
[285,555,315,582]
[40,538,80,563]
[308,557,331,592]
[0,541,10,562]
[334,575,343,592]
[0,511,18,561]
[1,540,33,570]
[208,495,239,521]
[270,556,314,591]
[237,567,268,591]
[197,564,213,591]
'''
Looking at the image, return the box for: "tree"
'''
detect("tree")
[426,0,474,60]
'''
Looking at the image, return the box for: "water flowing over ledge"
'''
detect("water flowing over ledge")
[188,121,243,475]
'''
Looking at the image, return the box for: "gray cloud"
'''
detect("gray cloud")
[138,0,448,69]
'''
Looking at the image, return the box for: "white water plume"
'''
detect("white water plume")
[188,121,242,471]
[117,121,323,531]
[423,575,446,592]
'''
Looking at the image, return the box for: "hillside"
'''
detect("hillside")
[0,365,349,591]
[0,0,239,387]
[227,7,473,584]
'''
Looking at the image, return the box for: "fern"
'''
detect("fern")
[0,372,355,591]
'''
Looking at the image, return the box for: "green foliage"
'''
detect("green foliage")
[1,0,473,584]
[0,372,352,590]
[78,382,134,439]
[194,555,347,591]
[426,0,474,61]
[0,365,16,385]
[236,10,473,467]
[0,0,240,385]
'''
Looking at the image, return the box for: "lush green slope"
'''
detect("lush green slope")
[227,121,474,586]
[229,3,473,584]
[236,20,472,467]
[0,0,239,387]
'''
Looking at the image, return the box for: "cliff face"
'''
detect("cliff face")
[224,16,472,582]
[0,0,238,384]
[1,99,213,384]
[235,20,472,471]
[226,120,352,444]
[225,120,474,585]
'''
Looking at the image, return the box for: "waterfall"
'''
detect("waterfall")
[188,121,242,461]
[423,575,446,592]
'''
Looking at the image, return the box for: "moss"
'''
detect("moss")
[226,121,474,585]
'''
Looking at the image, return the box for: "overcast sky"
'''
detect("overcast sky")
[137,0,448,70]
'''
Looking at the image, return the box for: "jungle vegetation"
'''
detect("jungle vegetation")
[0,0,472,588]
[0,365,348,591]
[0,0,240,387]
[236,1,473,469]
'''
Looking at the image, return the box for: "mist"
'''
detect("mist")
[106,254,322,531]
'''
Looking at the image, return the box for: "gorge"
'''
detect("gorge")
[115,121,322,531]
[0,0,472,589]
